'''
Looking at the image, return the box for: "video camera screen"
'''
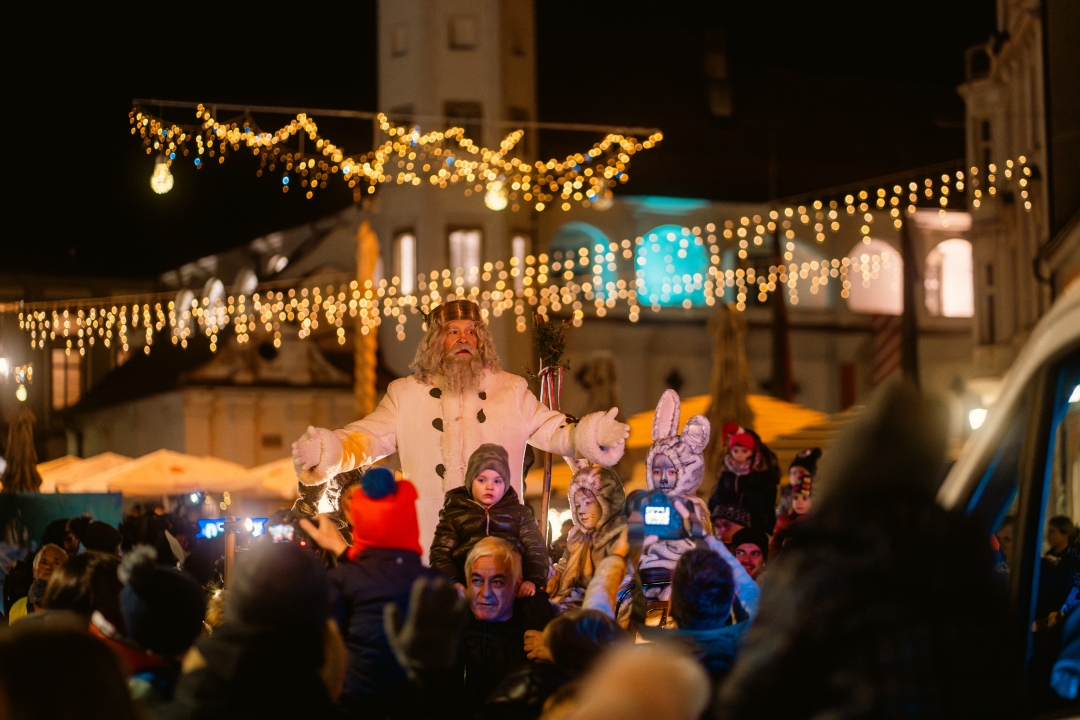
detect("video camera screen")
[268,523,295,543]
[644,505,671,526]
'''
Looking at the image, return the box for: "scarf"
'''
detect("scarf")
[724,452,753,479]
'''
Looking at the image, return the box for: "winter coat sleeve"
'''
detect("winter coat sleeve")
[515,504,551,585]
[514,377,578,457]
[333,381,401,472]
[428,501,462,582]
[705,535,760,622]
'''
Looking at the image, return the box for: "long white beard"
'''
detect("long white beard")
[442,344,484,393]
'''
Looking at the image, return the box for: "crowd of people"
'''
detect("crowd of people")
[2,300,1077,719]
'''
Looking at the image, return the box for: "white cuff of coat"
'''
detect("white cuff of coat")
[573,410,625,467]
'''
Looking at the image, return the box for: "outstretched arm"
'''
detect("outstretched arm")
[704,534,760,621]
[292,384,400,485]
[518,377,628,467]
[672,500,759,622]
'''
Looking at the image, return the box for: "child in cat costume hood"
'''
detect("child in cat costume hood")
[547,458,627,612]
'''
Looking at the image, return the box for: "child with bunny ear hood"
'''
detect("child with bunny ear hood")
[547,458,628,612]
[638,390,714,575]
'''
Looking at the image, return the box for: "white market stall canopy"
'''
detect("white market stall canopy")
[37,449,298,500]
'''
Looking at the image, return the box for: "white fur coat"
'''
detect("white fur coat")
[304,369,621,556]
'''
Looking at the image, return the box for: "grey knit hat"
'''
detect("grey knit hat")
[466,444,512,491]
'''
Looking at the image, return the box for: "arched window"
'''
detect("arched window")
[925,238,974,317]
[845,239,903,315]
[784,239,834,310]
[548,222,616,298]
[636,224,710,307]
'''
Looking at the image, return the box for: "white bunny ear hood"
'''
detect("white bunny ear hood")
[645,389,711,496]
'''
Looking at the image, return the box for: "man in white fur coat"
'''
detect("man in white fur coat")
[292,299,630,556]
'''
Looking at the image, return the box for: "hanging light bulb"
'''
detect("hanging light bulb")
[151,155,174,194]
[592,191,614,211]
[15,384,27,402]
[484,180,508,211]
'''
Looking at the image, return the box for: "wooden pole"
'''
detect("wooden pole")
[354,220,381,418]
[899,213,921,386]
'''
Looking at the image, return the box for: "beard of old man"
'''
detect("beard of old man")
[443,341,484,393]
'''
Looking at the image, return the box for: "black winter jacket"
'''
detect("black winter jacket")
[328,547,445,719]
[430,485,550,586]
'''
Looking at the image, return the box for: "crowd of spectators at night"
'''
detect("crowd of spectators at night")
[1,383,1078,719]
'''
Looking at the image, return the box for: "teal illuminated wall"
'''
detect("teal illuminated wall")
[549,222,617,299]
[636,224,710,306]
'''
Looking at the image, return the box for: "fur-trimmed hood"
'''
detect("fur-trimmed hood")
[646,390,711,497]
[565,459,627,552]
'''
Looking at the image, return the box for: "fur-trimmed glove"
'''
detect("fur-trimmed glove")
[291,426,346,486]
[574,407,630,467]
[383,576,467,682]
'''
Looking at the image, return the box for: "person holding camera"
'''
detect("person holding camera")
[301,467,445,719]
[636,391,713,593]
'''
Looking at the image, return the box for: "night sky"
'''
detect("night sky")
[4,1,994,279]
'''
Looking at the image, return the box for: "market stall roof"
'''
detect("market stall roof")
[525,394,831,500]
[39,452,133,493]
[626,394,827,449]
[59,449,252,496]
[247,457,301,501]
[767,405,862,472]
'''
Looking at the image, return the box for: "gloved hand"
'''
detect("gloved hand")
[292,426,323,473]
[597,407,630,448]
[383,576,467,682]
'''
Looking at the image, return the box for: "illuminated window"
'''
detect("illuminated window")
[511,233,530,293]
[925,239,974,317]
[51,349,81,410]
[448,228,482,287]
[845,239,903,315]
[636,224,709,307]
[549,223,616,299]
[393,231,417,295]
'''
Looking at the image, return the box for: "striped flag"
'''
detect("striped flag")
[871,314,902,386]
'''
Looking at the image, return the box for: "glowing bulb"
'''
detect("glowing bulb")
[151,156,174,194]
[484,180,508,211]
[0,357,8,377]
[968,407,987,429]
[15,384,27,402]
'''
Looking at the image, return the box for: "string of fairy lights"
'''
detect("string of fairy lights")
[6,106,1036,360]
[133,104,663,212]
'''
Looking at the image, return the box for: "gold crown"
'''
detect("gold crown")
[429,299,483,324]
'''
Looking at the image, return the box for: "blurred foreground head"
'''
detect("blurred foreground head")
[563,643,709,720]
[0,614,139,720]
[716,381,1019,720]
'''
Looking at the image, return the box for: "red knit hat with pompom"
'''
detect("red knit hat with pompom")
[348,468,422,560]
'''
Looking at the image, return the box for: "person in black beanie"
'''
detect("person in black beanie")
[113,547,206,706]
[731,527,770,581]
[82,521,122,556]
[159,542,342,720]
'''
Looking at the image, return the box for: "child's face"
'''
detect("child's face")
[472,469,506,506]
[576,492,600,531]
[792,493,812,515]
[650,453,678,490]
[729,445,752,464]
